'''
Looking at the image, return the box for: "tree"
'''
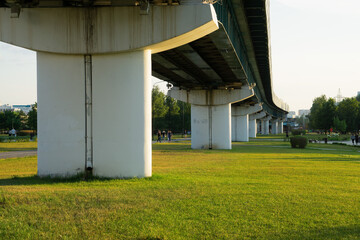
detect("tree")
[177,100,191,134]
[27,103,37,132]
[309,95,327,130]
[0,110,22,130]
[309,95,336,131]
[321,98,336,131]
[165,95,180,129]
[152,87,168,132]
[152,87,168,118]
[337,98,359,132]
[333,116,347,133]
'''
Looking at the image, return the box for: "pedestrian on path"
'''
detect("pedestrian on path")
[167,130,172,142]
[157,130,162,143]
[351,133,355,145]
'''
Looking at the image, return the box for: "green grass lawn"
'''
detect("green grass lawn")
[1,141,360,239]
[0,142,37,152]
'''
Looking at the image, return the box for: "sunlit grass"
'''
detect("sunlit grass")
[0,142,37,152]
[0,141,360,239]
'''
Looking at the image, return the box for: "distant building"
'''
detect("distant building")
[0,104,32,114]
[287,111,296,119]
[298,109,310,116]
[0,104,13,112]
[12,105,32,114]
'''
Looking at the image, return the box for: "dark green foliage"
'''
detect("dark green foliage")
[336,97,359,132]
[0,110,23,131]
[291,129,306,136]
[310,95,360,132]
[290,136,307,148]
[27,103,37,131]
[152,87,191,133]
[333,116,347,133]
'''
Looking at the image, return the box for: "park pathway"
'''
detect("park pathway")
[0,150,37,159]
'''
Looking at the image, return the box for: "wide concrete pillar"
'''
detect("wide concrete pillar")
[92,51,152,178]
[231,104,261,142]
[278,120,284,134]
[261,120,265,134]
[191,104,231,149]
[38,50,152,178]
[232,114,249,142]
[249,119,257,138]
[272,120,279,134]
[37,53,86,177]
[264,120,270,135]
[169,86,254,149]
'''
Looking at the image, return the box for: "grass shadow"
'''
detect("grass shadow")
[0,174,163,186]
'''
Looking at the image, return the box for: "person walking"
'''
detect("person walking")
[351,133,355,145]
[355,133,359,145]
[157,130,162,143]
[167,130,172,142]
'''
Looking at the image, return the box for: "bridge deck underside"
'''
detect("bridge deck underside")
[152,25,247,90]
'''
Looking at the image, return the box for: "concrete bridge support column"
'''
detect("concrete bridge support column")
[249,111,266,138]
[232,114,249,142]
[192,104,231,149]
[37,50,152,178]
[261,116,271,135]
[169,86,254,149]
[264,120,270,135]
[260,120,265,134]
[278,120,284,134]
[260,115,271,135]
[249,119,257,138]
[272,119,279,134]
[231,104,262,142]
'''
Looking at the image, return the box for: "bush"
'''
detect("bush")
[290,136,307,148]
[291,129,306,136]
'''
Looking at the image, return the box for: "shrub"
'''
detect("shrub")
[291,129,306,136]
[290,136,307,148]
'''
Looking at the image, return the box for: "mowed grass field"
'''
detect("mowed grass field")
[1,141,360,239]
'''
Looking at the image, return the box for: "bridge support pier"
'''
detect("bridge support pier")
[169,86,254,149]
[231,104,262,142]
[249,111,266,138]
[278,120,284,134]
[271,119,279,134]
[37,50,152,178]
[261,116,271,135]
[249,119,257,138]
[191,104,231,149]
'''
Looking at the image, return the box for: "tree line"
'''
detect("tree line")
[309,95,360,133]
[0,103,37,133]
[152,86,191,134]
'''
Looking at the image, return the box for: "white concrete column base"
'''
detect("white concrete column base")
[249,119,257,138]
[278,121,284,134]
[264,120,270,135]
[232,115,249,142]
[37,51,151,178]
[272,121,279,134]
[37,52,85,177]
[191,104,231,149]
[92,51,152,178]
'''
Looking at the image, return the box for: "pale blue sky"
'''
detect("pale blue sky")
[1,0,359,113]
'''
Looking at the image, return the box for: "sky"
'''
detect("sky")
[1,0,360,114]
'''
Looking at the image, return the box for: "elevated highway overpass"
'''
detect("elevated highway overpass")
[0,0,288,178]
